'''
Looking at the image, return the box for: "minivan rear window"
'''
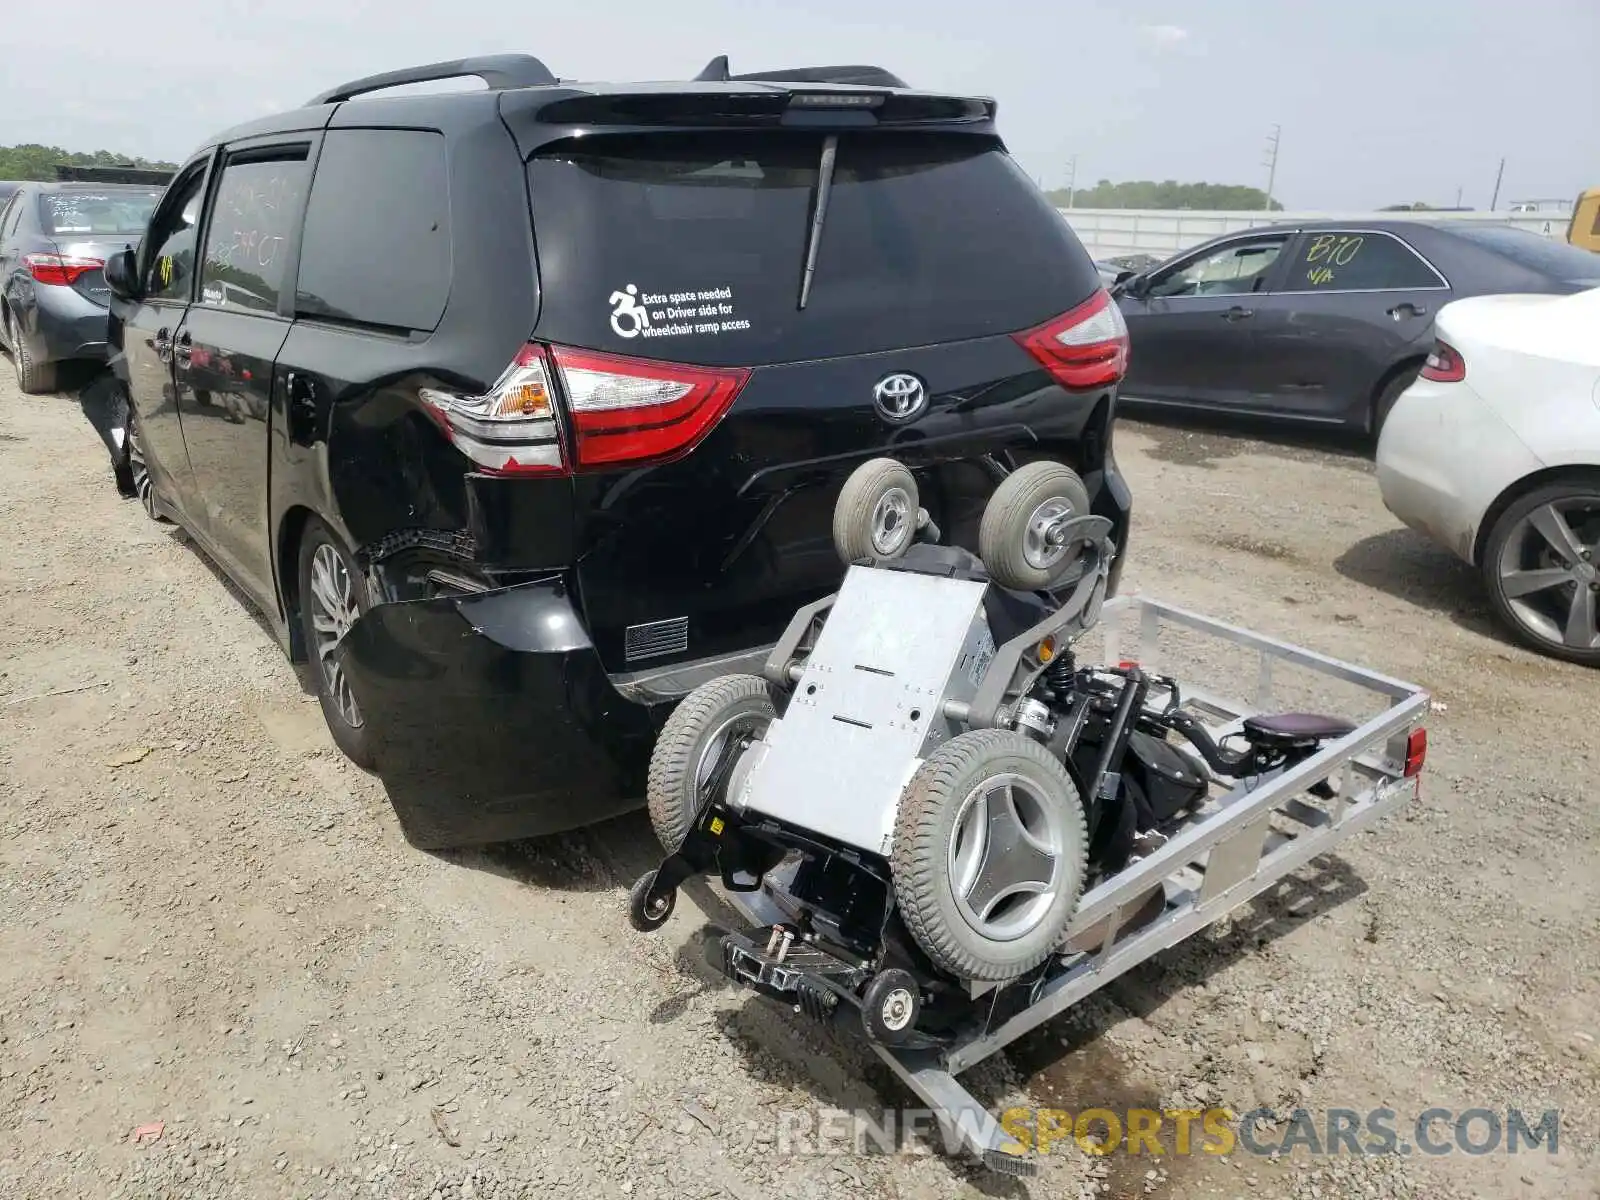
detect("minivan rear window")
[1451,225,1600,286]
[527,132,1098,366]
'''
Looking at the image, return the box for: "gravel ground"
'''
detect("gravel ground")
[2,374,1597,1200]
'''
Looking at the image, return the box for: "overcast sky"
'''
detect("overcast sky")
[1,0,1594,210]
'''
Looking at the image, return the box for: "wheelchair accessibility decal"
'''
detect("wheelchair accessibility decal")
[608,284,751,340]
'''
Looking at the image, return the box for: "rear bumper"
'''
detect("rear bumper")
[340,576,661,848]
[25,288,110,363]
[342,448,1132,849]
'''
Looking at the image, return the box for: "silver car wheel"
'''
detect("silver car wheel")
[309,543,364,727]
[1496,498,1600,652]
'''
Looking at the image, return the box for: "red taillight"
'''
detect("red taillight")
[1420,340,1465,383]
[417,343,750,476]
[24,253,103,286]
[1012,288,1130,390]
[551,345,750,469]
[1403,727,1427,778]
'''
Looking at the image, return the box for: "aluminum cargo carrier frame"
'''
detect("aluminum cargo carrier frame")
[713,593,1429,1176]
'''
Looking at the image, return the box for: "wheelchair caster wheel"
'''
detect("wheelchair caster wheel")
[861,968,921,1044]
[628,870,676,932]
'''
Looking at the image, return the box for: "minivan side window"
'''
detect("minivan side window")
[295,129,452,331]
[1281,231,1445,292]
[198,147,311,315]
[142,169,210,303]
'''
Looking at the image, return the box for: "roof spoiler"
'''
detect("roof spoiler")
[308,54,558,106]
[693,55,910,89]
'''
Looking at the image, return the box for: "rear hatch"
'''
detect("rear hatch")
[38,189,158,306]
[522,123,1115,672]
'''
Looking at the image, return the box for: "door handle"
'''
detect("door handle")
[153,326,172,362]
[1223,306,1254,322]
[173,330,192,366]
[1388,303,1427,320]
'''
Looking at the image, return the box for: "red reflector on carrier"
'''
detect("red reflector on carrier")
[1403,727,1427,778]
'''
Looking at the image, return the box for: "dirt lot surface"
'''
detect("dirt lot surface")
[3,373,1597,1200]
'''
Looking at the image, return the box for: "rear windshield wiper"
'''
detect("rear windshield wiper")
[796,134,839,311]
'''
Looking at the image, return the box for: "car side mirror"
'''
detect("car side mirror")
[1115,271,1146,299]
[104,248,139,301]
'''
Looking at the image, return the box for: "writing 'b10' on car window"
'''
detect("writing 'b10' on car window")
[198,150,311,314]
[1285,232,1442,292]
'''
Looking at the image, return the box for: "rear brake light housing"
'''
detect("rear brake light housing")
[418,343,750,476]
[418,345,565,475]
[1420,339,1465,383]
[24,253,103,286]
[1013,288,1130,390]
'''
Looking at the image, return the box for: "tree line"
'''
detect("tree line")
[1044,179,1283,211]
[0,143,179,182]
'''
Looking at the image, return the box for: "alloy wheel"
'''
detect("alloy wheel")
[309,543,364,728]
[126,414,157,520]
[1495,496,1600,653]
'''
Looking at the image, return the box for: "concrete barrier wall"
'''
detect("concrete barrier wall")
[1059,208,1566,263]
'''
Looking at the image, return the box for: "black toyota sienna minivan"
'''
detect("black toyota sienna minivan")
[102,54,1133,849]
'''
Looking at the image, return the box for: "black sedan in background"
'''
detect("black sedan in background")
[1112,220,1600,435]
[0,181,160,392]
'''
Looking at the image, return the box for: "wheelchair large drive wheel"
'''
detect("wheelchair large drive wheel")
[833,458,919,564]
[892,729,1088,982]
[647,674,776,852]
[978,461,1092,591]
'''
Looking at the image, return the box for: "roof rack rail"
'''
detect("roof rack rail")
[693,56,910,89]
[307,54,558,106]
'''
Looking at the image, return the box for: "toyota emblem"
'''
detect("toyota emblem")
[872,373,928,424]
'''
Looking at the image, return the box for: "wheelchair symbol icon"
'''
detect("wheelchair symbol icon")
[609,285,651,339]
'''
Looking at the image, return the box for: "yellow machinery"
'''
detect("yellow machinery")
[1567,188,1600,252]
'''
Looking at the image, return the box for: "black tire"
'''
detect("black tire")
[1371,366,1422,439]
[860,968,922,1044]
[627,871,676,932]
[978,461,1092,591]
[1481,481,1600,667]
[9,312,57,395]
[892,729,1088,982]
[296,518,377,768]
[832,458,919,564]
[646,674,776,852]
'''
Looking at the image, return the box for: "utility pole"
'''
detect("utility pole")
[1065,156,1078,208]
[1489,157,1505,211]
[1262,125,1281,211]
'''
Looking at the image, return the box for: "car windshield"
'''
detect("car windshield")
[1451,225,1600,286]
[39,191,160,236]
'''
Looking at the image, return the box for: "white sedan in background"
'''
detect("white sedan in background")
[1376,286,1600,665]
